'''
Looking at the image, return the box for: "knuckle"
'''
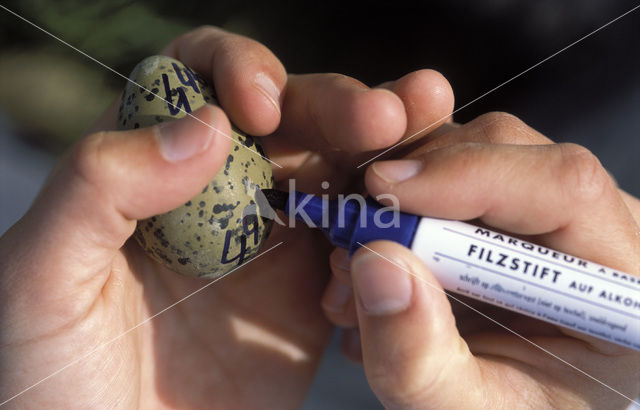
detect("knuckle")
[181,25,278,67]
[366,354,442,406]
[69,131,108,189]
[325,72,364,89]
[366,359,418,404]
[558,143,612,203]
[192,24,223,35]
[447,141,487,166]
[174,25,222,47]
[472,112,531,144]
[216,33,273,62]
[187,25,228,41]
[365,337,475,407]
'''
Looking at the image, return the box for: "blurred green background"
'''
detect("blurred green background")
[1,0,193,150]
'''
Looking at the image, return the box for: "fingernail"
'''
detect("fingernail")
[372,159,423,183]
[156,106,216,162]
[352,252,412,315]
[322,280,352,313]
[254,72,281,114]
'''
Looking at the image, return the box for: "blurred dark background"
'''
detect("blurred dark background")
[1,1,639,408]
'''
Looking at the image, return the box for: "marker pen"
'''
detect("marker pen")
[262,189,640,352]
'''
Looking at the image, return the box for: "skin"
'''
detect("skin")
[0,26,453,409]
[322,113,640,409]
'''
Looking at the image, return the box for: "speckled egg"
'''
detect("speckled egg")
[118,55,274,279]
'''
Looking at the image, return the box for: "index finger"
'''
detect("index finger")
[162,25,287,136]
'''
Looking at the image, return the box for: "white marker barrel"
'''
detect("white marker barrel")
[410,217,640,351]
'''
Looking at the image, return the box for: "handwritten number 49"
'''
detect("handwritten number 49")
[220,215,260,266]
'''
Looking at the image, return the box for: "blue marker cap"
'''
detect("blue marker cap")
[284,191,420,255]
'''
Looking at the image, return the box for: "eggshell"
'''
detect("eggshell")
[118,55,274,278]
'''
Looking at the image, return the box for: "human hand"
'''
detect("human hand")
[0,26,454,408]
[322,113,640,408]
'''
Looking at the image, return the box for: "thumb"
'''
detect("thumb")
[351,241,485,409]
[2,104,231,287]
